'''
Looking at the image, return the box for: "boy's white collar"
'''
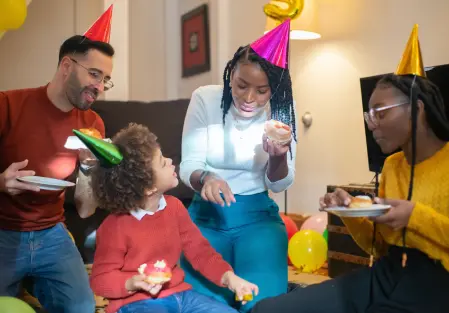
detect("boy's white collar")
[130,196,167,220]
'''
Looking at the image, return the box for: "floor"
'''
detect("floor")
[28,264,332,313]
[288,264,330,286]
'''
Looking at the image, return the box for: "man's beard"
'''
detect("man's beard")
[66,73,98,111]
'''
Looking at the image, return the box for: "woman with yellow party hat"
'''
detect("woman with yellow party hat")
[253,24,449,313]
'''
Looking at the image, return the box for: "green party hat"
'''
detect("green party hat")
[73,129,123,167]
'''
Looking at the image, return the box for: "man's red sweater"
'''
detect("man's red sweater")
[0,85,104,231]
[90,195,233,313]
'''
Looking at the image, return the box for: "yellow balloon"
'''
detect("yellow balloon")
[288,229,327,273]
[0,0,27,31]
[263,0,304,24]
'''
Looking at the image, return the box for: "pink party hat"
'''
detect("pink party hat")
[250,19,291,69]
[84,5,113,43]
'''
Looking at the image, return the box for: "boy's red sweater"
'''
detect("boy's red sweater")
[90,195,232,313]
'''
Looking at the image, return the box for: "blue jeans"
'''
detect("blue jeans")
[0,223,95,313]
[117,290,238,313]
[181,192,288,313]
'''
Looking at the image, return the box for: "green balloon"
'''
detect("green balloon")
[323,229,328,243]
[0,297,36,313]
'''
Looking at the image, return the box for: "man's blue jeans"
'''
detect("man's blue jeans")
[0,223,95,313]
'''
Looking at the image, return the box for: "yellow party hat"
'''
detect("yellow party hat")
[395,24,426,77]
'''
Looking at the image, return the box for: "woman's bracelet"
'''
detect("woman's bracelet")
[199,170,211,185]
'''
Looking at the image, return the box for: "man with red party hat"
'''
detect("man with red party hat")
[0,5,115,313]
[179,19,297,312]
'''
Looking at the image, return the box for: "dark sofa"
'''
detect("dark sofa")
[64,98,194,263]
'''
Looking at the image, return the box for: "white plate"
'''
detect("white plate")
[324,204,391,217]
[17,176,75,191]
[64,136,112,150]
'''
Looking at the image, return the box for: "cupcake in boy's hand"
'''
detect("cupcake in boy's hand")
[138,260,172,284]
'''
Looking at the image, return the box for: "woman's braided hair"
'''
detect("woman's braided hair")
[221,45,297,142]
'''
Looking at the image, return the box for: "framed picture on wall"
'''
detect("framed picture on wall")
[181,4,211,78]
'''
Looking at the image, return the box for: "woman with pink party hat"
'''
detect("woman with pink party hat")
[179,20,297,312]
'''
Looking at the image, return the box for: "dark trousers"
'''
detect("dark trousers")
[251,247,449,313]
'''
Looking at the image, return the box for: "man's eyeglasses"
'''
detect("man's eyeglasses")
[70,58,114,91]
[364,102,408,126]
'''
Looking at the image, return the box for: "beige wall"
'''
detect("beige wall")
[104,0,129,101]
[128,0,166,102]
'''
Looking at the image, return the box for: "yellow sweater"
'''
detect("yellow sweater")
[343,143,449,272]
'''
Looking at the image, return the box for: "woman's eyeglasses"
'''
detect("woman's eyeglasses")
[364,102,408,126]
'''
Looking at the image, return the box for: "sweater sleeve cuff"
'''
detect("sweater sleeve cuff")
[408,202,431,234]
[91,272,136,299]
[179,161,206,190]
[265,166,294,193]
[207,262,233,287]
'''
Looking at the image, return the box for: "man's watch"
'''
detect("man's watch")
[79,163,95,176]
[199,170,210,185]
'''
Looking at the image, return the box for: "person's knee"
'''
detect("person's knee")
[59,293,96,313]
[236,222,288,268]
[76,294,96,311]
[250,298,273,313]
[238,300,257,313]
[250,296,302,313]
[41,282,96,313]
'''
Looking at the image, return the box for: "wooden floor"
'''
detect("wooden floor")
[288,265,330,286]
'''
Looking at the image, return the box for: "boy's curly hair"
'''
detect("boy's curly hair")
[90,123,159,214]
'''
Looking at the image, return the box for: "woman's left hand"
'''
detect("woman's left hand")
[370,198,415,230]
[262,134,291,157]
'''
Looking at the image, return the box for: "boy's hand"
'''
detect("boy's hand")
[221,271,259,305]
[125,274,163,295]
[147,284,163,296]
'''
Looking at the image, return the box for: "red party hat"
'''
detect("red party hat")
[84,5,113,43]
[250,19,290,69]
